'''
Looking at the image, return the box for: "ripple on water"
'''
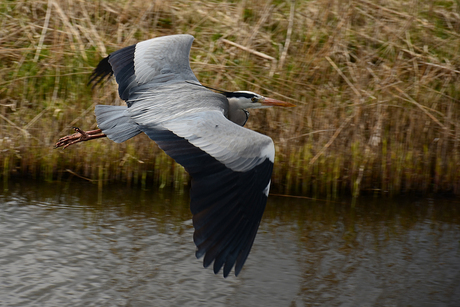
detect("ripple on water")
[0,181,459,306]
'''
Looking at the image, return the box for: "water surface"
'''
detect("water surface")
[1,180,459,306]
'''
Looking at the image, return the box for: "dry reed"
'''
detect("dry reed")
[1,0,460,197]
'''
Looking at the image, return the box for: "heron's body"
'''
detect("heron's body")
[56,34,294,277]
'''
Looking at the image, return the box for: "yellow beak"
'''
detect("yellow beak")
[261,97,296,107]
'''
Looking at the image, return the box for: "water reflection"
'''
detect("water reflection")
[1,180,459,306]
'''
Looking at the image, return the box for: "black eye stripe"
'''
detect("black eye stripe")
[224,92,256,99]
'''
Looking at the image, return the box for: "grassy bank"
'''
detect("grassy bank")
[1,0,460,197]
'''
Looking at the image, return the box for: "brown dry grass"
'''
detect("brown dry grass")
[1,0,460,197]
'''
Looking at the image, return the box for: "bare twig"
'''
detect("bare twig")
[309,113,354,165]
[34,0,53,62]
[0,114,30,138]
[65,169,96,182]
[222,38,278,77]
[23,106,51,132]
[51,0,87,61]
[122,1,156,46]
[391,86,446,130]
[58,102,98,136]
[326,56,362,98]
[221,38,276,61]
[287,129,334,140]
[79,1,107,57]
[422,62,460,75]
[278,0,295,70]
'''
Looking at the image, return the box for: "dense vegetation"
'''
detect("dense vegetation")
[1,0,459,197]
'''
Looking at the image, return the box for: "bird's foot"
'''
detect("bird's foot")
[54,127,106,149]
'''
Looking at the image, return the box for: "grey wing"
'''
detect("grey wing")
[92,34,212,143]
[89,34,199,104]
[137,110,275,277]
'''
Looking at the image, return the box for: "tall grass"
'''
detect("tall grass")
[1,0,459,197]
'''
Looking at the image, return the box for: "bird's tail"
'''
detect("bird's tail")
[94,105,141,143]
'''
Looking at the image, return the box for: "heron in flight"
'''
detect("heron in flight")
[55,34,294,277]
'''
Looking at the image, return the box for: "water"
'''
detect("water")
[1,179,459,306]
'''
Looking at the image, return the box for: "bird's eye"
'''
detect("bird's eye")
[251,97,257,102]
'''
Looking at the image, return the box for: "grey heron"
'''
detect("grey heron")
[55,34,294,277]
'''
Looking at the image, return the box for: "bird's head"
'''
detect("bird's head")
[185,81,295,110]
[225,91,295,110]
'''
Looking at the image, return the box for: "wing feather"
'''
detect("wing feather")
[137,113,274,277]
[89,34,199,105]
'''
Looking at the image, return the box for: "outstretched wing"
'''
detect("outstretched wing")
[90,34,274,277]
[138,110,274,277]
[89,34,200,105]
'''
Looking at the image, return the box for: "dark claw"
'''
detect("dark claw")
[55,127,85,149]
[54,127,105,149]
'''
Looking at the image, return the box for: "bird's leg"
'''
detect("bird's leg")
[55,127,107,149]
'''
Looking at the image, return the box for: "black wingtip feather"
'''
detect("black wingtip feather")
[201,212,245,268]
[88,56,114,88]
[212,218,249,276]
[138,124,274,277]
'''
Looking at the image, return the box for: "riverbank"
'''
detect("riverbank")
[1,0,459,197]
